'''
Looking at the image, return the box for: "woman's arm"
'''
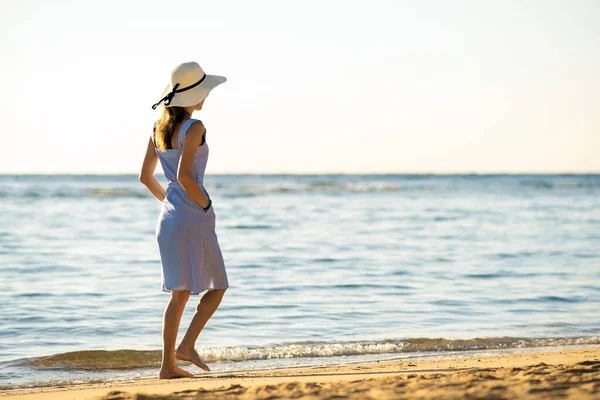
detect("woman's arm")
[139,136,166,202]
[177,120,210,209]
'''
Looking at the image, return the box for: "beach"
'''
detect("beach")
[1,347,598,399]
[2,0,600,395]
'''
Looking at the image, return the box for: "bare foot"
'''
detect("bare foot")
[175,346,211,372]
[158,365,194,379]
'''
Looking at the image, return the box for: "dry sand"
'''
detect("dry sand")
[1,347,598,399]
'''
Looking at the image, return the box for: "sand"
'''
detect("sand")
[1,347,598,399]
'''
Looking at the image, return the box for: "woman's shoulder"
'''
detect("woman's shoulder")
[182,119,206,146]
[187,119,206,135]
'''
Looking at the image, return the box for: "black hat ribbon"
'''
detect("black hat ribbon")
[151,73,207,110]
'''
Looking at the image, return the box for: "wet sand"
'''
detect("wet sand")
[2,347,598,399]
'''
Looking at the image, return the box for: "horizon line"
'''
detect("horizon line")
[1,171,599,176]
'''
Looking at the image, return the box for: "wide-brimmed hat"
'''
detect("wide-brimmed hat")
[151,61,227,109]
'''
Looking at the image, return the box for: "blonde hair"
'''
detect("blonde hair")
[154,107,190,151]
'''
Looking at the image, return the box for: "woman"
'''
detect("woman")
[139,61,230,379]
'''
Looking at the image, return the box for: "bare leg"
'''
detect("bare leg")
[176,288,227,371]
[159,290,193,379]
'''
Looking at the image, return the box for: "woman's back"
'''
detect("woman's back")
[163,119,207,150]
[152,118,211,210]
[153,119,208,183]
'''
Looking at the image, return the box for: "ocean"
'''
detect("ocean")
[0,173,598,389]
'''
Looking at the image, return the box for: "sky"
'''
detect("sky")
[0,0,598,174]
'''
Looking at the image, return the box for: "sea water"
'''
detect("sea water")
[0,173,598,388]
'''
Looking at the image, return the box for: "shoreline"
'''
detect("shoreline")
[2,347,598,399]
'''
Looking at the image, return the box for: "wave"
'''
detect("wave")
[0,188,150,199]
[224,182,453,196]
[2,174,597,200]
[1,183,449,199]
[85,188,149,197]
[19,336,600,371]
[233,182,405,194]
[519,179,600,189]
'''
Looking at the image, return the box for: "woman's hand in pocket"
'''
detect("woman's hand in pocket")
[201,198,212,211]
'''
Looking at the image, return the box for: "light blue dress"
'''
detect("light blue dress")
[151,118,229,295]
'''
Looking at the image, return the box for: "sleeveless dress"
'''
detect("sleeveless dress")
[151,118,229,295]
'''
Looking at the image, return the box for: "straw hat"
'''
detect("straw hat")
[151,62,227,109]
